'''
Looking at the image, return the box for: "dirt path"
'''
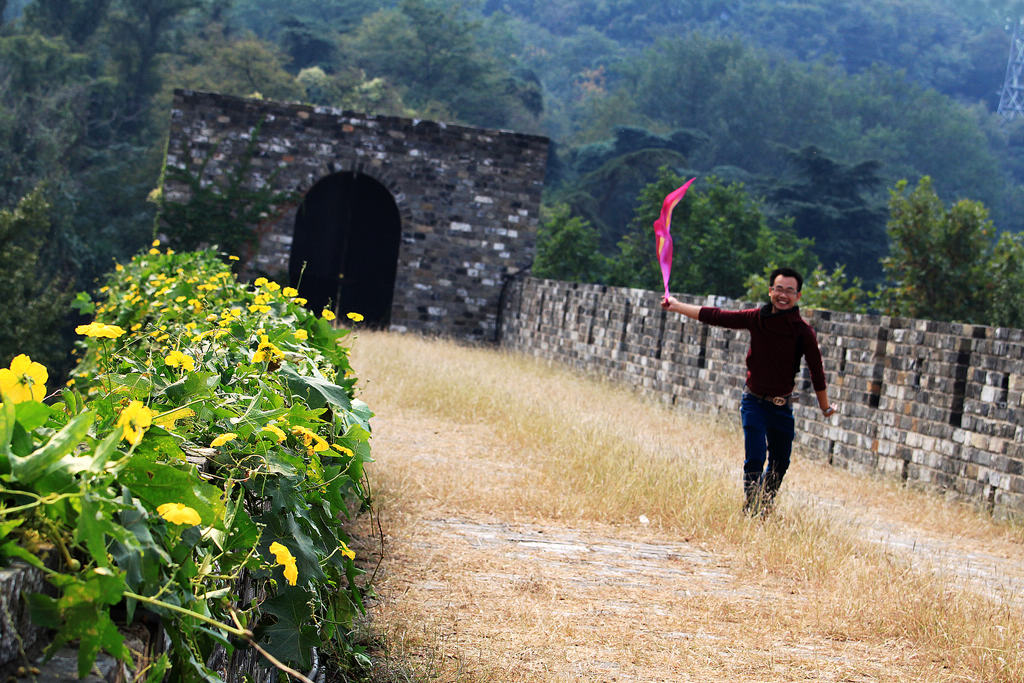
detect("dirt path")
[788,483,1024,610]
[358,402,1024,682]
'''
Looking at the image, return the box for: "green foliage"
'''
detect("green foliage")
[532,203,608,283]
[0,186,74,376]
[0,32,91,206]
[1,248,373,679]
[159,24,306,104]
[296,65,408,113]
[879,176,994,323]
[769,146,888,285]
[554,148,691,252]
[988,231,1024,328]
[608,169,817,298]
[157,121,298,257]
[344,0,541,128]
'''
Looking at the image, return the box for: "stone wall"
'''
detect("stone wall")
[164,89,549,341]
[499,277,1024,517]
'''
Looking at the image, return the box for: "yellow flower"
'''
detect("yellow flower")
[330,443,354,457]
[321,309,336,321]
[261,424,287,442]
[293,329,308,341]
[148,248,160,255]
[228,255,240,261]
[210,432,237,447]
[75,322,126,339]
[265,281,280,292]
[340,541,355,561]
[253,277,268,286]
[268,541,298,586]
[163,350,196,372]
[157,502,202,526]
[346,312,364,322]
[117,400,158,445]
[282,287,298,297]
[151,239,160,247]
[252,335,284,364]
[282,561,298,586]
[290,425,329,454]
[0,354,48,403]
[154,407,195,430]
[294,297,307,306]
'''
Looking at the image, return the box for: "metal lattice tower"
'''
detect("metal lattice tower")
[998,19,1024,121]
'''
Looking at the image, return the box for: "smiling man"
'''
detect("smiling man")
[660,267,837,515]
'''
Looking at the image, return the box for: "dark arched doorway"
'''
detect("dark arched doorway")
[289,172,401,327]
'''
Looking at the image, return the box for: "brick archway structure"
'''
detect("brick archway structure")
[163,89,549,340]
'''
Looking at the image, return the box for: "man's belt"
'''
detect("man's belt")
[746,390,793,406]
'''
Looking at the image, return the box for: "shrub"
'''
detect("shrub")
[0,246,373,679]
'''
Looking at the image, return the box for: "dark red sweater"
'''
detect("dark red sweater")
[698,304,827,397]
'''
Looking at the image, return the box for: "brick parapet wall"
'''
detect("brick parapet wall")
[499,277,1024,516]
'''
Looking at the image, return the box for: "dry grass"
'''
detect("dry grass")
[350,331,1024,682]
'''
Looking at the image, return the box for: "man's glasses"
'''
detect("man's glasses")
[770,286,798,295]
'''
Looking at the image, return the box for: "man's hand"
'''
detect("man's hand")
[660,295,701,320]
[822,404,837,417]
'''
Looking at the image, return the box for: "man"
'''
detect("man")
[660,267,837,515]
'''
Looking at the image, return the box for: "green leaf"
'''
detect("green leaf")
[71,291,95,314]
[118,451,226,527]
[9,411,95,484]
[281,365,351,414]
[27,592,61,628]
[106,373,155,399]
[0,394,14,460]
[144,653,171,683]
[14,401,52,431]
[258,590,317,669]
[110,495,168,598]
[161,371,219,404]
[89,425,125,473]
[0,540,46,568]
[76,493,121,568]
[76,609,131,678]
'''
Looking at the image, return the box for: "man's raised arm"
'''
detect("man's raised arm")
[661,295,702,320]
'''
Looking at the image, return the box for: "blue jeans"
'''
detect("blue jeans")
[740,391,795,506]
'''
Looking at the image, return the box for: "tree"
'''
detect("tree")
[344,0,541,129]
[531,203,608,283]
[768,146,887,286]
[609,168,816,298]
[879,176,993,323]
[987,231,1024,328]
[158,25,305,105]
[0,186,74,378]
[296,66,407,114]
[0,32,91,206]
[22,0,113,47]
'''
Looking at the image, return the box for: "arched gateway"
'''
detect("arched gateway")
[162,89,549,340]
[289,171,401,328]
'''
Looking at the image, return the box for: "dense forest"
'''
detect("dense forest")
[5,0,1024,375]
